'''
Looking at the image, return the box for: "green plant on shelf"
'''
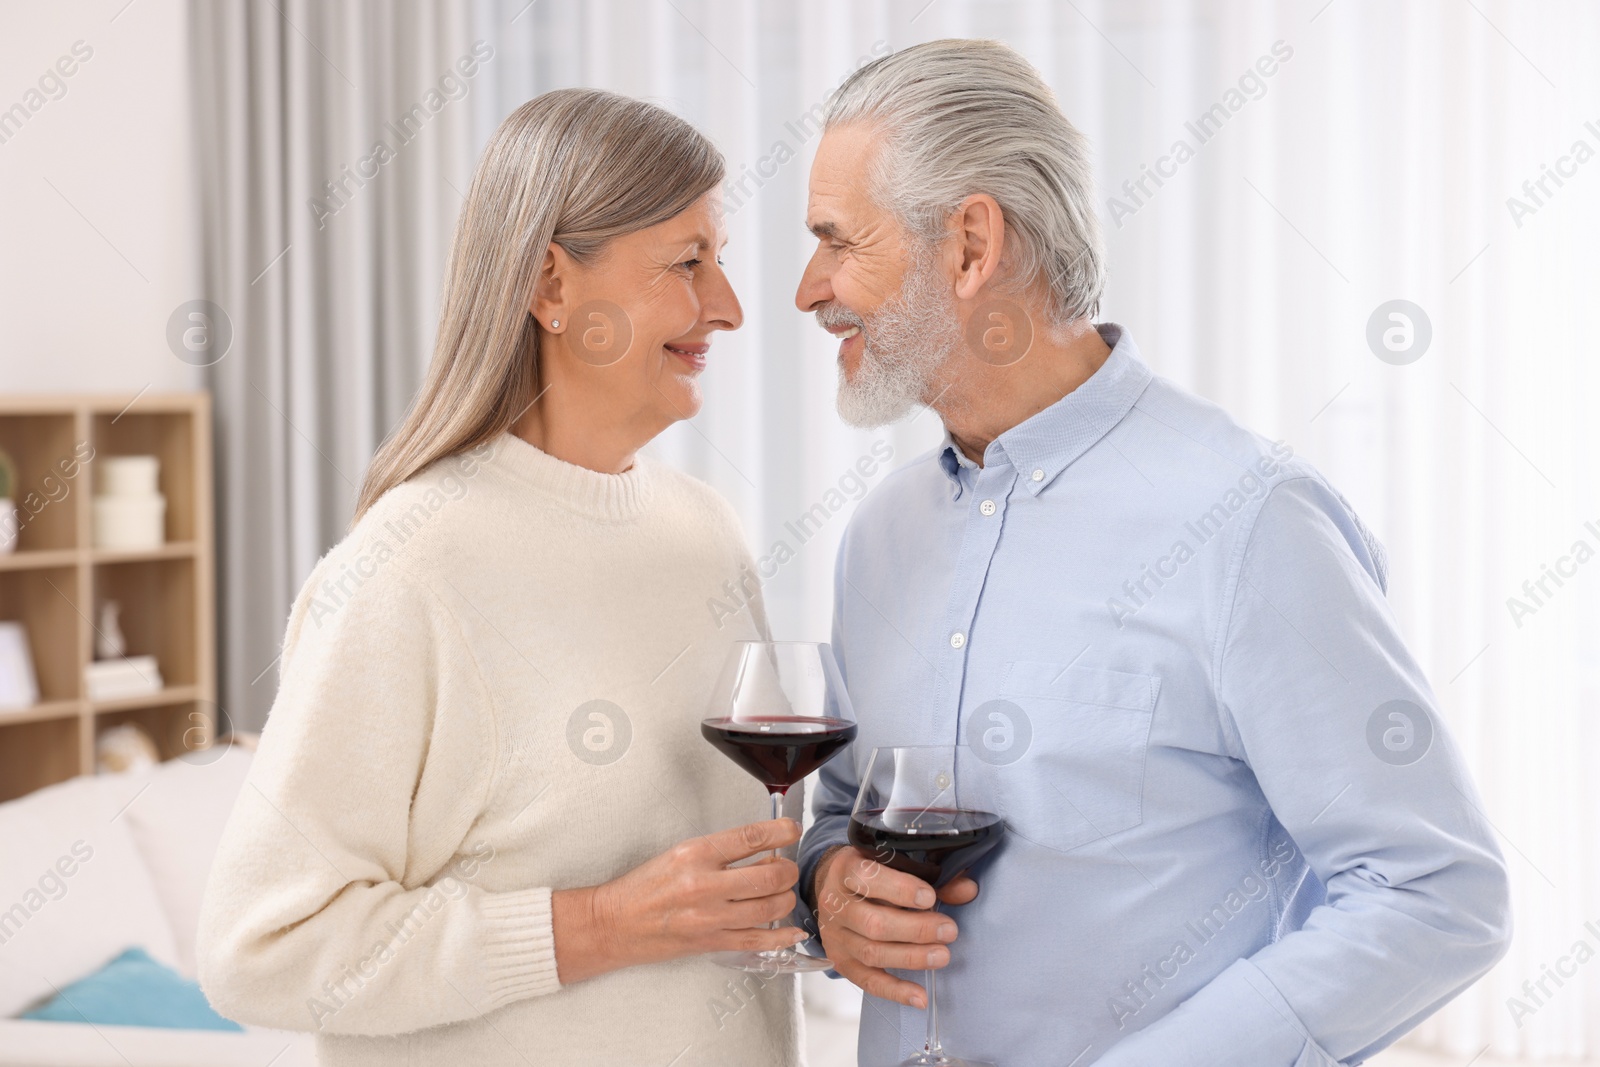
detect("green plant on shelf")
[0,447,16,555]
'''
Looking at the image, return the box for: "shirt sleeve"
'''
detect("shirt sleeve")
[796,524,862,945]
[1094,476,1512,1066]
[196,559,561,1036]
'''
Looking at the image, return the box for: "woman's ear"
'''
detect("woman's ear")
[531,243,578,330]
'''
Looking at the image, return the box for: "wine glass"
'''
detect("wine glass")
[849,745,1007,1067]
[701,641,857,974]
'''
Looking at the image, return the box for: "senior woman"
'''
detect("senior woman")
[197,89,803,1065]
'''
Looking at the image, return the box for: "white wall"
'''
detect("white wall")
[0,0,201,393]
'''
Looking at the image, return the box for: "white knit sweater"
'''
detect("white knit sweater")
[197,433,800,1066]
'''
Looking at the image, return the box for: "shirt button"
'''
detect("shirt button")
[1032,469,1045,482]
[950,632,966,649]
[980,499,996,516]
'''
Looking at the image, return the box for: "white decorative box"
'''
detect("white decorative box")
[93,495,167,550]
[98,456,161,495]
[85,655,164,702]
[93,454,166,550]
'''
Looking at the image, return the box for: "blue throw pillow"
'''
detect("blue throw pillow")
[20,947,243,1032]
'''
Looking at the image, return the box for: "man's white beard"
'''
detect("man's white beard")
[826,254,958,429]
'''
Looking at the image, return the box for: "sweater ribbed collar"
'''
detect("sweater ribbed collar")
[488,431,655,522]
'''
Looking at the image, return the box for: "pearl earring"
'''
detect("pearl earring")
[550,319,560,328]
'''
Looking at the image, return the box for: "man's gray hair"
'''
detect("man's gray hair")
[825,39,1106,328]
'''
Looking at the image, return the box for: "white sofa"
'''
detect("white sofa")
[0,745,318,1066]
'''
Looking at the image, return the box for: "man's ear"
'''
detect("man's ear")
[950,194,1005,302]
[530,243,579,329]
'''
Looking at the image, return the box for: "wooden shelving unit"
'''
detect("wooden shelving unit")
[0,394,215,802]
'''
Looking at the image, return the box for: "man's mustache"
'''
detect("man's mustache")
[816,302,866,333]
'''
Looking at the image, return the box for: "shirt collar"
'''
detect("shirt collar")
[937,321,1153,496]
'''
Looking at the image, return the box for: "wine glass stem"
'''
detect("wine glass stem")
[924,966,941,1054]
[768,790,786,874]
[763,791,786,946]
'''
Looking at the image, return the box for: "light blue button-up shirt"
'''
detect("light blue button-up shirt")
[799,323,1511,1066]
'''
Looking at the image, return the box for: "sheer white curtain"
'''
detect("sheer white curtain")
[195,0,1599,1057]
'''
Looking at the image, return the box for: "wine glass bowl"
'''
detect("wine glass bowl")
[699,716,856,796]
[700,641,857,974]
[846,806,1005,889]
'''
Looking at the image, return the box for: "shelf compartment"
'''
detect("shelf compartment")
[97,698,218,763]
[0,412,86,552]
[0,716,81,802]
[91,411,197,544]
[0,565,83,703]
[93,558,197,689]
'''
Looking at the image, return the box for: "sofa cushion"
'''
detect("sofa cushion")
[21,946,242,1030]
[117,746,255,977]
[0,771,179,1018]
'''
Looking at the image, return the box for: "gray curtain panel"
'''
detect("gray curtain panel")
[190,0,490,731]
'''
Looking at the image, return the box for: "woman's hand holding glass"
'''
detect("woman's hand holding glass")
[551,817,807,985]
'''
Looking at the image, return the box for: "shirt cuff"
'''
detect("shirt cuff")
[475,886,562,1011]
[1092,957,1342,1066]
[796,835,851,961]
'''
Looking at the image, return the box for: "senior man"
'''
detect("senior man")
[794,39,1511,1067]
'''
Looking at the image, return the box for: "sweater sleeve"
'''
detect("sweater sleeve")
[196,556,561,1036]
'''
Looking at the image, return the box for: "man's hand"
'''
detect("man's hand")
[812,845,979,1008]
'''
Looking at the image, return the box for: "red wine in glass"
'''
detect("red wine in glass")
[701,716,858,795]
[847,807,1004,889]
[701,642,858,975]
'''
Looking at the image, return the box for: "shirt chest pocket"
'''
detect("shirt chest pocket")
[989,661,1159,854]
